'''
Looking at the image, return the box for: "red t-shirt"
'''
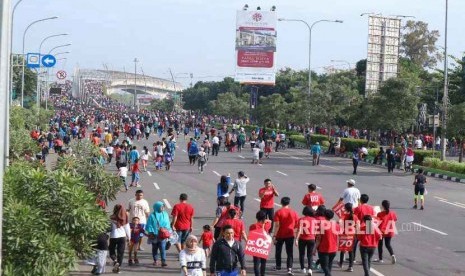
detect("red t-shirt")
[223,218,245,241]
[171,202,195,231]
[377,211,398,237]
[274,208,299,239]
[131,162,140,173]
[301,192,325,208]
[354,204,375,220]
[298,216,317,240]
[200,231,214,247]
[249,221,272,233]
[318,220,340,253]
[259,187,275,209]
[340,213,360,235]
[357,222,382,248]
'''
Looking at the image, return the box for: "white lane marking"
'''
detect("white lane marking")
[453,202,465,207]
[411,222,448,236]
[212,171,221,177]
[182,149,186,153]
[163,199,172,209]
[254,198,281,207]
[276,171,288,176]
[147,171,152,176]
[434,196,447,201]
[153,182,160,190]
[319,164,345,172]
[370,268,385,276]
[439,199,465,209]
[305,183,322,190]
[276,151,302,160]
[238,155,245,159]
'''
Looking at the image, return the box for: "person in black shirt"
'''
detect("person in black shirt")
[209,225,246,276]
[385,145,397,173]
[413,168,427,210]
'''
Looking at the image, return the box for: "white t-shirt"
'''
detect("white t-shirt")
[106,146,114,155]
[252,147,260,158]
[341,187,361,208]
[119,166,128,178]
[128,198,150,224]
[415,139,423,149]
[212,136,219,145]
[234,177,249,197]
[179,248,206,276]
[140,150,151,160]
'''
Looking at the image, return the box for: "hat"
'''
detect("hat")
[347,179,356,186]
[316,142,319,145]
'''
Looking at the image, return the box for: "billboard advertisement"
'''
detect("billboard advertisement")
[235,10,277,85]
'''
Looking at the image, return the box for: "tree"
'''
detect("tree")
[209,92,249,118]
[149,98,174,112]
[370,78,420,132]
[12,55,38,106]
[255,93,287,128]
[401,20,441,68]
[448,103,465,162]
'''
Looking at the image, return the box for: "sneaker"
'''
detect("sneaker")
[346,267,354,272]
[161,262,168,267]
[136,184,142,187]
[391,255,397,264]
[307,268,313,276]
[301,268,307,274]
[338,262,343,268]
[112,262,120,273]
[153,261,158,266]
[420,206,424,210]
[134,258,139,264]
[138,247,144,251]
[373,259,384,263]
[128,259,133,266]
[413,205,417,209]
[273,266,282,271]
[287,268,294,275]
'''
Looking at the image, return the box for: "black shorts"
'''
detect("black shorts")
[414,186,425,195]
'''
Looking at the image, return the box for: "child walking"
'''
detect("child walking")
[128,217,146,266]
[199,225,214,258]
[164,151,173,171]
[131,158,141,187]
[140,146,152,171]
[90,232,109,275]
[118,163,129,191]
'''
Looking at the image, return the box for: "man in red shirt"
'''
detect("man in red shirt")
[171,193,195,252]
[357,215,382,276]
[353,194,375,258]
[223,209,247,242]
[301,184,325,211]
[259,178,279,234]
[315,210,340,276]
[272,197,299,275]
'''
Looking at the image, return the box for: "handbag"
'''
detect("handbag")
[155,214,171,240]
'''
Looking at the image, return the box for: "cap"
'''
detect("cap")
[347,179,356,186]
[316,142,319,145]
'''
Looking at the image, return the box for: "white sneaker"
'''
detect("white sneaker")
[307,268,313,276]
[287,268,294,275]
[391,255,396,264]
[373,259,384,263]
[301,268,307,274]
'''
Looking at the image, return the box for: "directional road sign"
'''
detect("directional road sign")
[26,53,41,68]
[41,54,56,68]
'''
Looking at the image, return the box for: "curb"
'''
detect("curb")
[339,153,465,183]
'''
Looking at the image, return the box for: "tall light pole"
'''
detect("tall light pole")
[9,0,25,105]
[133,58,138,110]
[36,33,68,110]
[20,16,58,107]
[1,0,13,271]
[278,18,343,96]
[441,0,449,160]
[47,43,71,54]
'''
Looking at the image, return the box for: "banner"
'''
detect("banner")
[235,10,277,85]
[244,231,272,259]
[338,234,355,252]
[332,202,345,219]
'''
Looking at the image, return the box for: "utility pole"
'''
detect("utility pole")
[133,58,138,111]
[441,0,449,161]
[0,0,13,272]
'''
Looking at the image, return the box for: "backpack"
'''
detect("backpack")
[189,143,198,155]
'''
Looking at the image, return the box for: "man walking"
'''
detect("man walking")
[212,135,220,156]
[231,171,249,215]
[259,179,279,234]
[127,190,150,250]
[273,197,299,275]
[386,144,397,173]
[171,193,195,252]
[209,225,247,276]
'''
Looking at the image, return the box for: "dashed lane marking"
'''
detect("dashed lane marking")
[411,222,448,236]
[163,198,172,209]
[434,196,447,201]
[439,199,465,209]
[212,171,221,177]
[147,171,152,176]
[182,149,186,153]
[238,155,245,159]
[276,171,288,176]
[258,163,263,167]
[370,268,385,276]
[153,182,160,190]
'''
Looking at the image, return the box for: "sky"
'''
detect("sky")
[12,0,465,88]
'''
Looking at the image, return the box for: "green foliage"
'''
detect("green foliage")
[210,92,249,118]
[256,93,288,128]
[341,138,378,153]
[290,135,306,144]
[11,55,38,106]
[448,103,465,139]
[310,134,329,145]
[9,128,40,161]
[401,20,441,68]
[423,157,465,174]
[149,98,175,113]
[412,150,437,165]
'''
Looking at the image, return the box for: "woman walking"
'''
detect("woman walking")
[375,200,397,264]
[146,201,173,267]
[109,204,130,273]
[140,146,152,171]
[179,235,207,276]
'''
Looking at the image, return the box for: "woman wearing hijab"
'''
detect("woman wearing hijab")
[109,204,130,273]
[146,201,173,267]
[180,235,207,276]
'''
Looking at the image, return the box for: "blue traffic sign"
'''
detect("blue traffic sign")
[41,54,56,68]
[26,53,41,68]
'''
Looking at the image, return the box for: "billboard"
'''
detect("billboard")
[365,15,401,95]
[235,10,277,85]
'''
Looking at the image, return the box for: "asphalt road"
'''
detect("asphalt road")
[71,133,465,276]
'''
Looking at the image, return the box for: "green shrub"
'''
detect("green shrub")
[341,138,379,153]
[310,134,329,145]
[423,157,465,174]
[322,140,331,148]
[413,150,437,165]
[290,135,306,144]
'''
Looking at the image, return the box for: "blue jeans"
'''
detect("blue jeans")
[132,173,140,184]
[216,270,239,276]
[152,239,167,262]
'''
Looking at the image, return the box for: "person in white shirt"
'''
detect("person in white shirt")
[109,204,131,273]
[127,190,150,249]
[337,179,361,208]
[212,136,220,156]
[118,165,129,191]
[415,138,423,150]
[106,144,114,163]
[231,171,249,215]
[180,235,207,276]
[140,146,152,171]
[252,145,260,164]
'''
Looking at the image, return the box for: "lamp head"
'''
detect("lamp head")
[271,5,276,11]
[335,20,344,23]
[256,6,261,10]
[243,4,248,11]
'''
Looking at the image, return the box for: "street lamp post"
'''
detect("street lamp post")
[278,18,343,96]
[441,0,449,161]
[9,0,25,105]
[20,16,58,107]
[36,33,68,110]
[133,58,138,110]
[42,43,70,109]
